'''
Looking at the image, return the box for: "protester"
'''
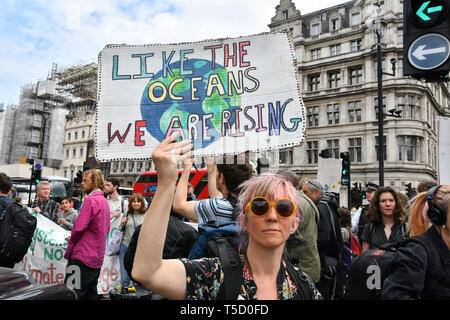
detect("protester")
[132,133,322,300]
[57,198,78,231]
[352,182,378,242]
[278,170,321,283]
[64,169,110,300]
[339,207,352,247]
[71,189,82,211]
[301,178,346,299]
[105,177,128,220]
[409,192,433,237]
[0,172,13,268]
[417,180,437,193]
[173,155,253,223]
[31,181,60,223]
[116,193,147,294]
[382,184,450,299]
[360,187,408,252]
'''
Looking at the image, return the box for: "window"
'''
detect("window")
[75,131,78,140]
[137,161,143,172]
[283,10,288,20]
[349,66,363,85]
[311,23,320,36]
[398,136,420,161]
[374,59,386,80]
[307,141,319,164]
[129,161,134,172]
[120,161,126,172]
[328,71,341,88]
[279,148,293,165]
[350,39,363,52]
[348,137,362,162]
[327,104,340,124]
[330,44,341,56]
[397,29,403,44]
[331,18,340,32]
[307,106,319,127]
[146,161,152,171]
[67,132,71,141]
[310,48,321,60]
[374,97,386,120]
[66,149,69,158]
[72,148,76,158]
[79,147,84,158]
[375,135,387,161]
[351,12,360,27]
[82,130,85,139]
[308,74,321,91]
[326,139,340,158]
[113,161,119,173]
[397,95,421,119]
[348,101,362,123]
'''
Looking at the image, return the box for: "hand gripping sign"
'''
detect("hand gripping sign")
[95,32,306,161]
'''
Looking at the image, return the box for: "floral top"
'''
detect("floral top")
[180,257,322,300]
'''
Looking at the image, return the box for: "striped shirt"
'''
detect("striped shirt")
[194,197,234,223]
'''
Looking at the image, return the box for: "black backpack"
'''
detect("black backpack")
[0,199,37,266]
[347,232,446,300]
[216,239,319,300]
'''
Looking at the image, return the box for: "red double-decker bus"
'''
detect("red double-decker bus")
[133,169,210,201]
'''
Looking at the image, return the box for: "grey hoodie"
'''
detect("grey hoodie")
[57,208,78,231]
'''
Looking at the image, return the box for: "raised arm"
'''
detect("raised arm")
[132,133,193,300]
[206,157,223,199]
[172,159,197,221]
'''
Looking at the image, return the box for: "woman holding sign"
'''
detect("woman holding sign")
[132,132,321,300]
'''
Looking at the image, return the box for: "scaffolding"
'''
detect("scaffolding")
[56,62,97,103]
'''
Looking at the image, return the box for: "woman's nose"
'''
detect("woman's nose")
[266,205,278,221]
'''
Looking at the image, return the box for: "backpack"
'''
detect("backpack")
[343,232,362,272]
[215,241,319,300]
[347,233,442,300]
[188,193,241,260]
[0,199,37,265]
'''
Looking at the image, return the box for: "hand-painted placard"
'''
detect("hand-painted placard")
[95,32,305,161]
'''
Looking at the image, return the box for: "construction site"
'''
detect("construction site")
[0,62,99,177]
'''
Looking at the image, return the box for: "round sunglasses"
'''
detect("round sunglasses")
[246,196,297,219]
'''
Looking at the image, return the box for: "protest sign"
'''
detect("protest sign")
[95,32,306,161]
[14,211,121,294]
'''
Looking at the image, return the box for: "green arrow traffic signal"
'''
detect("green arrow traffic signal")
[416,1,443,21]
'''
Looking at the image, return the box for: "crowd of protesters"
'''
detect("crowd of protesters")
[0,133,449,301]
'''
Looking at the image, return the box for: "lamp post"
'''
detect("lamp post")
[374,2,396,187]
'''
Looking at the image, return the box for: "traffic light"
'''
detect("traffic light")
[362,190,367,200]
[340,152,350,186]
[405,182,413,198]
[32,163,42,184]
[403,0,450,80]
[319,149,332,158]
[74,170,83,184]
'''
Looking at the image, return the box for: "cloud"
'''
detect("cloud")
[0,0,348,105]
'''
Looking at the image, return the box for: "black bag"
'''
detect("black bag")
[347,235,436,300]
[0,199,37,266]
[124,213,198,281]
[216,239,319,300]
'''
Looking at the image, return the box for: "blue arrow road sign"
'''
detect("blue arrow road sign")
[408,33,450,70]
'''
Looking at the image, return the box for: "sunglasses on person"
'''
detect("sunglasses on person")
[247,196,297,219]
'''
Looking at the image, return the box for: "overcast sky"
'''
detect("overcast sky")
[0,0,349,106]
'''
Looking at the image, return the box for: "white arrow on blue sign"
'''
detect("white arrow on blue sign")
[408,33,450,70]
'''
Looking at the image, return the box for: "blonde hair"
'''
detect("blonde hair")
[83,169,106,192]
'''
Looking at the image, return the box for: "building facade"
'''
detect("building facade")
[268,0,450,201]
